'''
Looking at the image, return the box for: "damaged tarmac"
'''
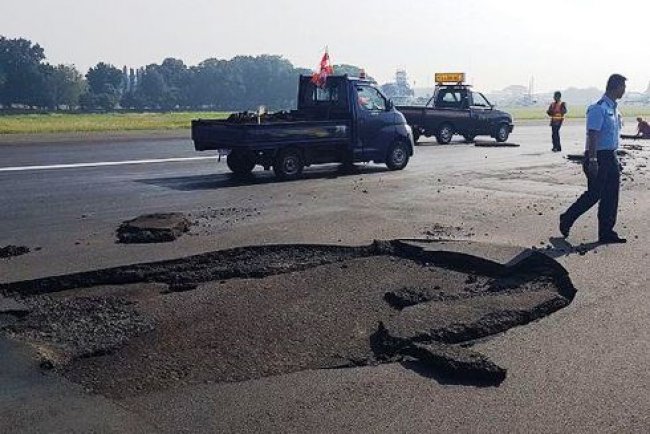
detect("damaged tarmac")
[0,239,575,398]
[2,122,649,433]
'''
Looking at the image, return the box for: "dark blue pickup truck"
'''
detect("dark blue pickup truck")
[398,84,514,144]
[192,75,414,179]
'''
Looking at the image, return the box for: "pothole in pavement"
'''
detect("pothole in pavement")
[0,240,576,398]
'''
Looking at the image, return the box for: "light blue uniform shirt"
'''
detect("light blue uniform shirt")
[586,95,621,151]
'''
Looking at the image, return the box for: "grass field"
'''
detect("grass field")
[508,106,650,120]
[0,112,230,134]
[1,107,650,134]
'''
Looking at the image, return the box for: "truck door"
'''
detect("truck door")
[435,88,472,135]
[470,91,493,135]
[354,84,395,160]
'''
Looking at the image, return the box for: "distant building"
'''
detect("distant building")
[381,69,415,105]
[622,91,650,105]
[486,85,536,107]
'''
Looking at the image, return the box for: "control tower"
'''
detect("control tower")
[381,69,415,104]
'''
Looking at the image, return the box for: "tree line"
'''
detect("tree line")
[0,36,368,112]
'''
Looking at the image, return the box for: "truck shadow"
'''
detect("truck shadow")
[138,164,392,191]
[416,139,519,148]
[415,139,472,147]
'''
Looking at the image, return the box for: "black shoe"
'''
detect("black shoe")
[598,234,627,244]
[552,148,560,152]
[559,214,571,237]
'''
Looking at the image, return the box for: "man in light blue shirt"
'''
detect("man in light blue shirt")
[559,74,627,244]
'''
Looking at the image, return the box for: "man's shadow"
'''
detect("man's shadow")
[542,237,601,258]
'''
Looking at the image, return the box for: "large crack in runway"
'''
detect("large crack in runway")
[0,240,576,398]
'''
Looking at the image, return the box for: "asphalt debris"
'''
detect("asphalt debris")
[1,296,153,365]
[0,245,30,259]
[116,213,190,244]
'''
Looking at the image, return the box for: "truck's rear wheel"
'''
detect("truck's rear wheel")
[227,152,255,175]
[495,124,510,143]
[385,142,410,171]
[436,124,454,144]
[273,148,304,180]
[412,127,421,144]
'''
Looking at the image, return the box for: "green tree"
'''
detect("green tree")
[158,58,190,108]
[0,36,47,107]
[120,90,143,110]
[190,55,301,111]
[188,58,232,109]
[43,64,85,108]
[83,62,123,110]
[1,35,374,112]
[231,55,298,110]
[332,64,374,81]
[137,65,167,109]
[86,62,123,95]
[123,59,190,110]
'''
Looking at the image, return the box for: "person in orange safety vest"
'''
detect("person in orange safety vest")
[547,91,568,152]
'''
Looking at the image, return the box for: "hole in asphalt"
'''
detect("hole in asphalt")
[0,240,576,398]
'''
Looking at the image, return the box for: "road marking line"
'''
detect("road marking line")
[0,156,219,172]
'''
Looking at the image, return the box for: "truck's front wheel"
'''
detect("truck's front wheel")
[436,124,454,144]
[495,124,510,143]
[274,148,304,180]
[227,152,255,175]
[385,142,410,171]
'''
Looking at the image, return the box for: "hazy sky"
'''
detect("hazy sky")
[2,0,649,93]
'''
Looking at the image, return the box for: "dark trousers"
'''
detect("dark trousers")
[551,123,562,150]
[562,150,620,238]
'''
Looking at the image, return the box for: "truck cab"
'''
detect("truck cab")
[296,76,408,163]
[397,73,514,144]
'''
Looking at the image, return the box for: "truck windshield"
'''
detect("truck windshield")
[356,85,386,111]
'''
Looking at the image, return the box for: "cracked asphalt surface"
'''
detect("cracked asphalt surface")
[1,122,649,433]
[1,240,575,398]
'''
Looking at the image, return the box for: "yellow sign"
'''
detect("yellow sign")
[434,73,465,84]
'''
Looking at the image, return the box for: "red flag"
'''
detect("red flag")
[311,50,334,88]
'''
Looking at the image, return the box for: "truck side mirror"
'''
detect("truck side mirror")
[386,99,394,111]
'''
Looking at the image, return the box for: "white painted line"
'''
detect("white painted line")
[0,156,219,172]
